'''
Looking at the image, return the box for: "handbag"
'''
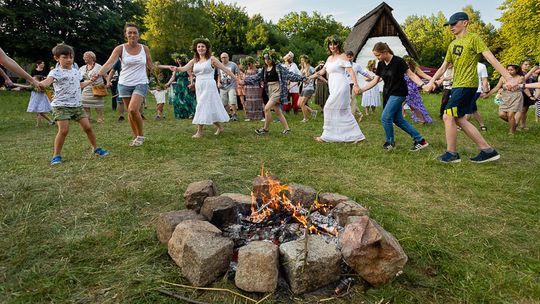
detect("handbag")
[92,84,108,97]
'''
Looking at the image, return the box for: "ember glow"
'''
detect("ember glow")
[249,171,332,235]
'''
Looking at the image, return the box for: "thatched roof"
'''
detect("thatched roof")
[345,2,418,59]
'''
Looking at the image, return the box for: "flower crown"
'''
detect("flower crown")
[324,34,343,50]
[259,48,281,63]
[192,37,211,48]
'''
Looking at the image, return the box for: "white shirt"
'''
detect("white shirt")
[119,44,148,86]
[476,63,488,93]
[348,62,371,84]
[284,62,301,93]
[48,66,82,107]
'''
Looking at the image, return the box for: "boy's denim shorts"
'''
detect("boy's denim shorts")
[118,83,148,98]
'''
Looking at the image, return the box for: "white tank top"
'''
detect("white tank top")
[118,44,148,86]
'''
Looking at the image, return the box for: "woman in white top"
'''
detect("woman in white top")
[95,23,154,146]
[159,38,238,138]
[308,35,365,143]
[80,51,105,123]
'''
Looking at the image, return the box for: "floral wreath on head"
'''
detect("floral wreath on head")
[259,48,281,64]
[324,34,344,52]
[171,52,189,64]
[192,37,211,49]
[299,54,310,64]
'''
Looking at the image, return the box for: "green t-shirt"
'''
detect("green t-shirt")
[444,33,488,88]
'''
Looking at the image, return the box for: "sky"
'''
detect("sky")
[219,0,504,28]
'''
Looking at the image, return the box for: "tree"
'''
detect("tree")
[496,0,540,65]
[142,0,212,63]
[0,0,144,63]
[205,1,249,56]
[402,7,497,67]
[276,11,350,64]
[245,14,287,54]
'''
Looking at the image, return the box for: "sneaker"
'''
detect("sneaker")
[255,128,269,135]
[282,129,290,135]
[244,118,251,122]
[301,118,308,123]
[469,150,500,163]
[410,139,429,151]
[260,118,266,122]
[50,155,62,165]
[118,116,125,122]
[94,147,109,156]
[382,142,395,150]
[311,110,318,119]
[129,137,145,147]
[437,151,461,163]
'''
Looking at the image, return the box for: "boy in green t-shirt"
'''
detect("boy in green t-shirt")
[426,12,519,163]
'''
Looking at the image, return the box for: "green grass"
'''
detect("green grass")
[0,90,539,303]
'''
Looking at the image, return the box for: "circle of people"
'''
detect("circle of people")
[2,12,539,165]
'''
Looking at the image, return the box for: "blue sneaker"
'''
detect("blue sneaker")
[437,151,461,163]
[469,149,500,163]
[50,155,62,165]
[94,147,109,156]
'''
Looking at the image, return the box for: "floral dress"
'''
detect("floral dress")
[404,75,432,124]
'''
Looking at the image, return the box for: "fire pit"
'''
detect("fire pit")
[157,171,408,295]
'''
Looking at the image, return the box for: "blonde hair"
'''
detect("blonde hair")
[83,51,96,61]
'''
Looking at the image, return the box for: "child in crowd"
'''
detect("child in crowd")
[361,59,380,116]
[482,64,524,135]
[27,74,54,127]
[39,43,108,165]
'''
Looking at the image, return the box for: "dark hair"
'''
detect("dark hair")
[191,37,212,61]
[506,64,522,75]
[35,60,44,65]
[324,35,344,55]
[52,43,74,58]
[259,48,281,66]
[175,54,189,65]
[372,42,394,55]
[124,22,139,32]
[345,51,354,57]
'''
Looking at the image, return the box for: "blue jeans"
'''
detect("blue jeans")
[381,95,423,144]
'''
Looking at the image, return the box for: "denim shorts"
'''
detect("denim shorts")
[118,83,148,98]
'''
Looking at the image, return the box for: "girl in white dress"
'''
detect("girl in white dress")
[308,35,365,143]
[160,38,237,138]
[361,60,381,115]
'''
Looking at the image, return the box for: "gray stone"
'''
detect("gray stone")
[339,216,408,286]
[183,180,217,212]
[156,210,205,244]
[287,183,317,208]
[200,196,239,228]
[181,232,234,286]
[168,220,221,267]
[318,193,350,207]
[221,193,253,216]
[235,241,279,292]
[252,175,282,199]
[279,235,342,294]
[331,200,369,226]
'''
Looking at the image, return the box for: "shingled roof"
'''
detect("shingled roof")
[345,2,418,59]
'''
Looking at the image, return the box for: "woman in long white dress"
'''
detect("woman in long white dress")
[308,35,365,143]
[160,38,237,138]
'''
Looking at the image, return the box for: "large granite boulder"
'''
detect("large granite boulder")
[183,180,217,212]
[220,193,252,216]
[331,200,369,226]
[156,210,205,244]
[167,220,221,267]
[287,183,317,208]
[339,215,407,286]
[235,241,279,292]
[279,235,341,294]
[318,193,350,207]
[200,196,239,228]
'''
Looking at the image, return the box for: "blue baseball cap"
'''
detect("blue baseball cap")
[444,12,469,26]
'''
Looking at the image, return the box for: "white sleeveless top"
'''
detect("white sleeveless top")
[193,59,215,80]
[118,44,148,86]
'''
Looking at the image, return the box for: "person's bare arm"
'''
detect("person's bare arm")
[0,68,13,86]
[483,50,516,90]
[483,78,503,98]
[0,48,41,88]
[211,57,237,81]
[359,75,381,93]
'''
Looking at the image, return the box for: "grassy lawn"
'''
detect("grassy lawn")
[0,90,539,303]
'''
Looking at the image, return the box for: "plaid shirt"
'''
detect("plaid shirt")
[243,64,306,103]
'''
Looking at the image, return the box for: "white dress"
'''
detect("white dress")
[361,71,381,107]
[192,59,230,125]
[320,59,365,142]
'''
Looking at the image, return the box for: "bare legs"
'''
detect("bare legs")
[262,100,289,131]
[443,114,490,152]
[123,95,144,138]
[498,111,517,134]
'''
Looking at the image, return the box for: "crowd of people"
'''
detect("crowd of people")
[1,11,539,165]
